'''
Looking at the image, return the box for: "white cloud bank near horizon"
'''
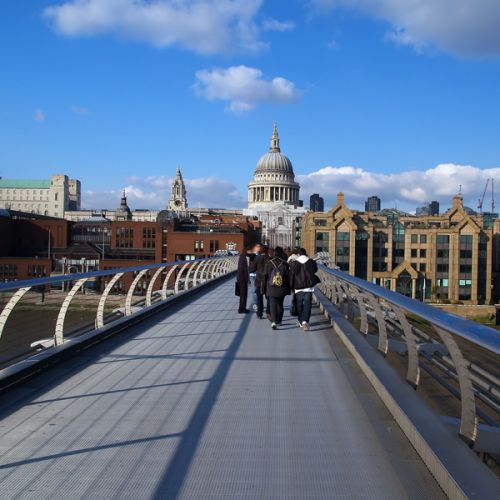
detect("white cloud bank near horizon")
[194,65,300,113]
[44,0,265,55]
[311,0,500,57]
[82,175,246,210]
[297,163,500,212]
[82,163,499,214]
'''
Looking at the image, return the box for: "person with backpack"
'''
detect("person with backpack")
[263,246,290,330]
[290,248,320,331]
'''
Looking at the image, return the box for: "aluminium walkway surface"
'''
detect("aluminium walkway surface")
[0,280,445,499]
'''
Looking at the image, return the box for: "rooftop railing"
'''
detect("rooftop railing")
[0,256,237,370]
[316,263,499,452]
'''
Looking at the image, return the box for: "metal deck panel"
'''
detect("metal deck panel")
[0,281,444,499]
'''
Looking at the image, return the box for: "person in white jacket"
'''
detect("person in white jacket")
[289,248,320,331]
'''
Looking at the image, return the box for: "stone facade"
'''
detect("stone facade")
[244,125,305,248]
[0,174,81,218]
[301,192,498,304]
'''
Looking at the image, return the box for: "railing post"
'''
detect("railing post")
[185,261,202,289]
[161,265,179,300]
[390,305,420,388]
[96,272,124,329]
[125,269,148,316]
[174,262,193,294]
[433,325,478,442]
[0,287,32,341]
[146,265,167,307]
[55,278,89,346]
[364,294,388,355]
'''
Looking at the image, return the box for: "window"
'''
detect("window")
[420,249,426,258]
[460,264,472,274]
[420,234,427,244]
[460,235,473,245]
[209,240,219,253]
[316,231,329,253]
[437,263,449,273]
[411,249,417,258]
[437,235,449,244]
[411,234,418,244]
[419,263,426,272]
[314,219,327,226]
[437,249,449,259]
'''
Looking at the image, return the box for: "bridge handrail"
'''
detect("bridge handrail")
[0,255,238,366]
[318,264,500,356]
[0,256,231,292]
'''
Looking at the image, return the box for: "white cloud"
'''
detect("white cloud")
[297,163,500,212]
[44,0,264,55]
[34,109,46,122]
[82,175,246,209]
[72,106,91,116]
[262,18,295,32]
[310,0,500,57]
[194,65,300,113]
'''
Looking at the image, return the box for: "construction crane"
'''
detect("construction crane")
[478,178,490,214]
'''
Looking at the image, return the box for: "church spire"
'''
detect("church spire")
[269,123,280,153]
[168,165,188,211]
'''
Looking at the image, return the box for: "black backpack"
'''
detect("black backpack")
[269,259,284,288]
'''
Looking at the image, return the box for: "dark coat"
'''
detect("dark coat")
[251,253,270,289]
[263,257,291,298]
[290,257,319,290]
[236,254,249,284]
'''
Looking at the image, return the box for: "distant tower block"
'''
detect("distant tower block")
[168,166,188,211]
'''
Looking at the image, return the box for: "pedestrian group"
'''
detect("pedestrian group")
[236,244,320,331]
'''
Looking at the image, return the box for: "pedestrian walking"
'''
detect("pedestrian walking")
[290,248,320,331]
[263,246,290,330]
[248,245,259,311]
[236,248,251,313]
[251,244,270,319]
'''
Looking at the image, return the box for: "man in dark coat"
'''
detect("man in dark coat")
[289,248,319,331]
[236,249,251,313]
[250,244,270,319]
[263,246,290,329]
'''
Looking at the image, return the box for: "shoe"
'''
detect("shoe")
[302,322,309,331]
[257,314,263,319]
[252,304,258,311]
[271,322,277,330]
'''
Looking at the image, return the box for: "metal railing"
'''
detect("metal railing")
[0,256,237,368]
[316,263,500,450]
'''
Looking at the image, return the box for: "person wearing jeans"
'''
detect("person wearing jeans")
[263,247,290,329]
[290,248,319,331]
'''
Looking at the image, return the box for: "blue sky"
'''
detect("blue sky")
[1,0,500,211]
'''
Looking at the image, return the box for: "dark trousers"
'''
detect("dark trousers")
[238,282,248,311]
[269,296,285,324]
[296,291,312,323]
[255,288,270,317]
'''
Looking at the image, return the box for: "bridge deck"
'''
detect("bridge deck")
[0,280,444,499]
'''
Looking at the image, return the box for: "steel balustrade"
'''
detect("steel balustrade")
[315,263,500,445]
[0,256,238,356]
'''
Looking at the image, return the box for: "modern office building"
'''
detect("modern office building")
[364,196,381,212]
[310,194,324,212]
[0,174,81,218]
[301,192,499,304]
[416,201,440,216]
